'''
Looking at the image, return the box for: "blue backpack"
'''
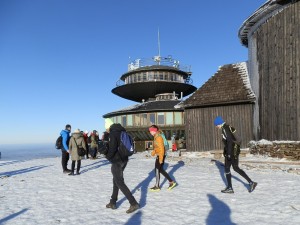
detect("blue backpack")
[160,133,169,152]
[118,131,135,157]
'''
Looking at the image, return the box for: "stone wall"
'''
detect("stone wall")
[249,140,300,160]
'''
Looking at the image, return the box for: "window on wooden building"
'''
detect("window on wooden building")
[149,113,156,125]
[127,115,133,126]
[145,141,153,150]
[133,114,141,126]
[157,112,165,125]
[166,112,173,125]
[122,115,127,127]
[174,112,182,125]
[141,113,148,126]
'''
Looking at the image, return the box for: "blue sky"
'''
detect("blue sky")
[0,0,266,145]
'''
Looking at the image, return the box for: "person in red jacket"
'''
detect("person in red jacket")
[83,130,89,159]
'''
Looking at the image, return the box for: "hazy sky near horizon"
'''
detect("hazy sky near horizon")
[0,0,266,145]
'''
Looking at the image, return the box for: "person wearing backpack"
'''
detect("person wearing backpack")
[60,124,71,174]
[68,129,87,175]
[214,116,257,194]
[104,118,139,214]
[148,125,176,192]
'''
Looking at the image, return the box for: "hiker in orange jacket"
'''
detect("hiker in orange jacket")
[149,125,176,192]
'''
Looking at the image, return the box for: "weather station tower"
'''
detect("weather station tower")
[103,34,197,151]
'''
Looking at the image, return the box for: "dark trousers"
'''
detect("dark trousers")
[61,149,69,171]
[224,157,252,188]
[110,161,137,205]
[71,160,81,174]
[90,147,97,158]
[85,144,89,158]
[155,156,172,187]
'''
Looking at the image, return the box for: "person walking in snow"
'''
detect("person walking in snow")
[214,116,257,194]
[68,129,87,175]
[104,118,139,214]
[60,124,71,174]
[148,125,176,192]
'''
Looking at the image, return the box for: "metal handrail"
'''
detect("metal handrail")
[128,56,191,73]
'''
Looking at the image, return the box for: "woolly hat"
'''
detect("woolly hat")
[73,129,81,133]
[105,118,114,130]
[214,116,224,126]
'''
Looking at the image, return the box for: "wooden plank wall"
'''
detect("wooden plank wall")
[185,104,253,151]
[255,1,300,140]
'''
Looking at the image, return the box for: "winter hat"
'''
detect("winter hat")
[214,116,224,126]
[73,129,81,133]
[65,124,71,130]
[105,118,114,129]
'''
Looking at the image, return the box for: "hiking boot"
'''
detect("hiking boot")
[149,186,161,192]
[249,182,257,193]
[76,172,81,175]
[63,169,71,174]
[126,203,139,214]
[106,202,116,210]
[68,172,75,176]
[167,181,177,190]
[221,187,234,194]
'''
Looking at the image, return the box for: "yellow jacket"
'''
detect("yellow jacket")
[151,132,165,164]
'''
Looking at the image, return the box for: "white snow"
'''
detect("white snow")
[0,147,300,225]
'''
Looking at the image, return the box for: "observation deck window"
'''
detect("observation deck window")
[150,113,156,124]
[157,112,165,125]
[166,112,174,125]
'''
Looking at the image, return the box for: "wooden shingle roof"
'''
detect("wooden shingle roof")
[183,62,255,108]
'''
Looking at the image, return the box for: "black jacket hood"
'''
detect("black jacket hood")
[110,123,126,133]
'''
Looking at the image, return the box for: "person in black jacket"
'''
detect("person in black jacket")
[214,116,257,194]
[104,118,139,214]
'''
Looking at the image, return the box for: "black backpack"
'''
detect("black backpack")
[55,136,63,150]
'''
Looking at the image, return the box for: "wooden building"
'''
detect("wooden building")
[239,0,300,140]
[182,63,255,151]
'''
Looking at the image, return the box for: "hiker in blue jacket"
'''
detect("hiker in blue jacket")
[60,124,71,174]
[104,118,139,214]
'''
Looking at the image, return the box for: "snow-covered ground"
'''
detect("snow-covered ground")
[0,148,300,225]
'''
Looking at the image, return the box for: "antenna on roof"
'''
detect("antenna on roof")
[154,28,161,65]
[158,27,161,57]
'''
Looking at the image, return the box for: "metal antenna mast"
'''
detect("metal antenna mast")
[158,28,161,57]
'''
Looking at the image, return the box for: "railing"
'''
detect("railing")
[128,56,191,73]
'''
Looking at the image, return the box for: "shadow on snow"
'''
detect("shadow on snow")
[80,158,110,174]
[0,165,49,178]
[206,194,237,225]
[0,208,29,224]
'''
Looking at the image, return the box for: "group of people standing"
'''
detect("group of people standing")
[59,125,104,176]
